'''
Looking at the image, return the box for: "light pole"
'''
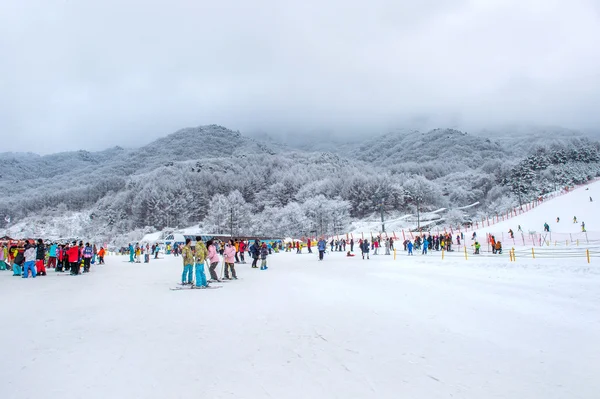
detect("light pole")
[380,198,385,233]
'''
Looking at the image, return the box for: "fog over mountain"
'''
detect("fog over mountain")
[2,0,600,154]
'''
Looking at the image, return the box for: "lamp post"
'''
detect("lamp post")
[380,198,385,233]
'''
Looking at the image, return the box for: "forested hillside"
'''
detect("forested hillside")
[1,125,599,242]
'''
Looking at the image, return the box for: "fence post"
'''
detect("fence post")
[509,249,513,262]
[442,249,444,260]
[532,248,535,259]
[512,248,516,262]
[464,245,468,260]
[587,249,590,264]
[577,239,579,246]
[394,248,396,260]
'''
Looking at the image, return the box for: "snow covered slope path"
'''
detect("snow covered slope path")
[1,252,599,399]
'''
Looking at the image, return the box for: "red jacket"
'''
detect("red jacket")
[67,246,80,263]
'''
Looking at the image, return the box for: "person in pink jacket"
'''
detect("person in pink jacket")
[207,240,221,282]
[223,239,238,280]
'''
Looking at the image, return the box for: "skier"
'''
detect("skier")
[407,240,414,255]
[97,247,106,264]
[206,239,221,281]
[422,237,429,255]
[223,240,237,280]
[12,246,24,276]
[22,243,37,278]
[508,229,514,239]
[35,239,47,276]
[473,241,481,254]
[556,217,560,223]
[82,243,93,272]
[239,240,246,263]
[361,240,370,260]
[48,242,58,269]
[129,243,134,263]
[68,241,81,275]
[317,237,326,261]
[573,216,578,223]
[472,232,477,240]
[260,243,269,270]
[181,238,194,285]
[194,236,209,288]
[582,222,586,232]
[250,240,260,269]
[307,238,312,254]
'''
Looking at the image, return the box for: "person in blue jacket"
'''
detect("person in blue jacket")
[361,240,370,260]
[422,238,428,255]
[317,238,326,261]
[407,240,414,255]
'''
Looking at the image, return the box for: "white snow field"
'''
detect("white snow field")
[1,249,599,399]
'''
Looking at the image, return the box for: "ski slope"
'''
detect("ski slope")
[472,179,600,246]
[1,251,599,399]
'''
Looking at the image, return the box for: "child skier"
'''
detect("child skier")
[407,240,414,255]
[260,242,269,270]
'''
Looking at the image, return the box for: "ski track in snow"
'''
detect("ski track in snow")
[1,251,599,399]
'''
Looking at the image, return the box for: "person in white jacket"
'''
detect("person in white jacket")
[223,240,238,280]
[23,243,37,278]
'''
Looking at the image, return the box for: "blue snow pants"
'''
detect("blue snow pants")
[129,252,134,262]
[182,264,193,284]
[13,263,22,276]
[23,261,36,278]
[195,263,208,287]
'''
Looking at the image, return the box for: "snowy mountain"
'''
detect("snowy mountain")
[1,124,599,244]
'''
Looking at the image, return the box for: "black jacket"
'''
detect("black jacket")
[36,244,46,260]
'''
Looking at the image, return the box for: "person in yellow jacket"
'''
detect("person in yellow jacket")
[193,236,209,288]
[181,238,194,285]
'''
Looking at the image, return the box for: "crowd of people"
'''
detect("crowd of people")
[178,237,272,288]
[0,239,106,277]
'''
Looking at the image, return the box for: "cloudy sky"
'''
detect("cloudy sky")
[1,0,599,153]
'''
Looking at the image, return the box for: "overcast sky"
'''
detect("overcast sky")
[1,0,599,154]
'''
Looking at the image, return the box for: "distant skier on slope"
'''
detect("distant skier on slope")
[574,216,578,223]
[508,229,514,239]
[590,197,593,202]
[581,222,586,232]
[556,217,560,223]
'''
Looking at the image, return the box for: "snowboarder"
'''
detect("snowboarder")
[260,243,269,270]
[181,238,194,285]
[518,225,522,232]
[543,223,550,232]
[590,197,593,202]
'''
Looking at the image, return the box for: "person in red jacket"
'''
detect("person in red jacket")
[239,240,246,264]
[68,241,81,275]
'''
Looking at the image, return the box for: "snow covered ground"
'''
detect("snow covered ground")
[2,250,599,399]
